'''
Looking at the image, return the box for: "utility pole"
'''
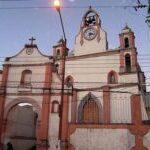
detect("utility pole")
[53,0,68,149]
[146,0,150,27]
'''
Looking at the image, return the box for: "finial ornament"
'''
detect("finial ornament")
[122,23,132,32]
[125,23,129,29]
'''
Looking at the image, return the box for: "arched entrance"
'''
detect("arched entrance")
[2,98,41,150]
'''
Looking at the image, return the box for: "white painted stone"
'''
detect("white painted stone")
[75,27,108,56]
[70,129,135,150]
[143,130,150,149]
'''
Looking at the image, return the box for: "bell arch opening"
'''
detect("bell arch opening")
[125,53,131,72]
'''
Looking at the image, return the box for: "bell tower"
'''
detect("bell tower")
[74,7,108,56]
[53,38,69,76]
[119,25,138,73]
[119,24,135,49]
[53,38,69,59]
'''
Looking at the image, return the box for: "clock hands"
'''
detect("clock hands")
[84,27,97,40]
[88,32,94,38]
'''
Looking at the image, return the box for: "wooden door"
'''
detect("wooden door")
[83,100,99,123]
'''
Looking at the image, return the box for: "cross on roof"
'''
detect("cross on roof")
[29,37,36,45]
[89,6,92,9]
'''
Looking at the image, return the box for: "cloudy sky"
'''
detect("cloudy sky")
[0,0,150,90]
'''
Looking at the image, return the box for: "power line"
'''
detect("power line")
[3,72,150,74]
[0,60,150,65]
[5,94,133,105]
[0,4,148,10]
[1,58,150,62]
[0,72,150,75]
[0,0,32,2]
[0,71,150,75]
[0,85,138,94]
[0,64,149,68]
[1,93,135,127]
[0,91,147,128]
[0,80,149,84]
[0,54,149,58]
[0,54,149,60]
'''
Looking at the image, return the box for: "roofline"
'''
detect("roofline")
[5,46,52,62]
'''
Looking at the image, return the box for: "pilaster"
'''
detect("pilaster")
[71,90,77,123]
[0,64,10,149]
[60,94,69,150]
[37,63,52,150]
[103,86,110,124]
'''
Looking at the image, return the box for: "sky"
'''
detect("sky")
[0,0,150,90]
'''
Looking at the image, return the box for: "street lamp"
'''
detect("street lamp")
[54,0,60,10]
[53,0,67,149]
[54,0,67,44]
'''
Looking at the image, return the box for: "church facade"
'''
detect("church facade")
[0,7,150,150]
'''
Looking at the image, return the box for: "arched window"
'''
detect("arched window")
[108,71,118,84]
[65,75,73,87]
[125,54,131,72]
[51,101,59,113]
[124,37,129,48]
[21,70,32,85]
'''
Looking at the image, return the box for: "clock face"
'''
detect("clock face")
[26,48,33,55]
[84,27,97,40]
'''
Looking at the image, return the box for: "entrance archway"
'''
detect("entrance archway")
[2,98,41,150]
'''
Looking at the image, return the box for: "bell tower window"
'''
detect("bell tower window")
[125,54,131,72]
[124,37,129,48]
[56,49,60,56]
